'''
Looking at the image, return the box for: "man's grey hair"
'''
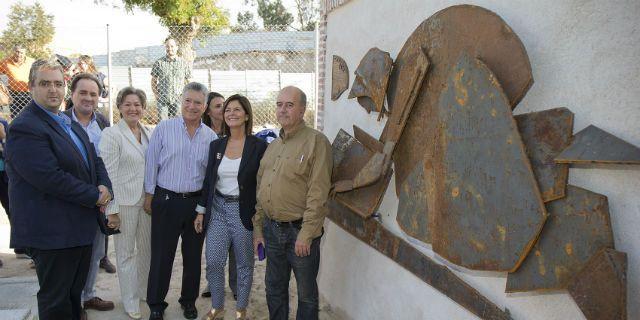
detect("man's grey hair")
[28,58,64,87]
[182,82,209,101]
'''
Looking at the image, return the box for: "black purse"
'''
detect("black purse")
[97,210,120,235]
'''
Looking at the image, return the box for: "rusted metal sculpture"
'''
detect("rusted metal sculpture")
[568,248,627,320]
[390,4,533,200]
[397,162,431,243]
[428,53,546,272]
[327,200,513,320]
[505,185,615,292]
[331,55,349,100]
[332,43,430,219]
[515,108,574,202]
[348,47,393,120]
[555,125,640,164]
[331,129,393,218]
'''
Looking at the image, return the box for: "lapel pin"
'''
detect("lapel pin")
[216,153,222,160]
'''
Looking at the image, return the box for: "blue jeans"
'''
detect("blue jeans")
[263,219,321,320]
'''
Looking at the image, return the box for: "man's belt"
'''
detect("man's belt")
[157,186,202,199]
[267,216,303,228]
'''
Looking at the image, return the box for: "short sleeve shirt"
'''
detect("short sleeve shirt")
[151,56,191,105]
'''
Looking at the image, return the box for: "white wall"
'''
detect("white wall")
[319,1,640,319]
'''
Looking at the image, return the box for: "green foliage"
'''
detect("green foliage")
[0,2,55,60]
[232,11,259,32]
[293,0,318,31]
[256,0,294,29]
[122,0,229,30]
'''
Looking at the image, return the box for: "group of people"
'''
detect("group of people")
[2,40,333,320]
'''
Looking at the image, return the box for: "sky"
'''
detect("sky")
[0,0,301,55]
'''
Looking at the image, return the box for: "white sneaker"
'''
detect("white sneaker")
[127,311,142,319]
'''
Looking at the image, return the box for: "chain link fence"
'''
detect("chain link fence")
[0,25,318,132]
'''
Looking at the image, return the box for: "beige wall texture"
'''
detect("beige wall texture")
[318,0,640,319]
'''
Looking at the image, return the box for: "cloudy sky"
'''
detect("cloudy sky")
[0,0,301,55]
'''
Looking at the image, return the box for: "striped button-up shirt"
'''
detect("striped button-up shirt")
[144,117,217,194]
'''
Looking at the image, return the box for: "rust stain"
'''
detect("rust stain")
[471,239,486,252]
[490,108,497,117]
[554,265,570,282]
[497,225,506,242]
[454,69,468,106]
[451,186,460,197]
[565,243,573,256]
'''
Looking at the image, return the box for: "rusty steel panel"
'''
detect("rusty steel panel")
[555,125,640,164]
[505,185,615,292]
[353,125,383,153]
[331,55,349,100]
[382,43,430,143]
[327,200,513,320]
[568,248,627,320]
[396,161,431,243]
[348,47,393,120]
[515,108,574,202]
[331,129,391,218]
[429,53,546,272]
[390,5,533,200]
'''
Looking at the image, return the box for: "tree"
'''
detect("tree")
[256,0,293,30]
[122,0,229,64]
[0,2,55,60]
[293,0,318,31]
[232,11,259,32]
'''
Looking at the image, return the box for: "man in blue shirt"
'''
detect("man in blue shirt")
[6,59,112,320]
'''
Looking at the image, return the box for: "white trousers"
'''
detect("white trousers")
[114,201,151,313]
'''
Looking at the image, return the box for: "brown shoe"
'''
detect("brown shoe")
[83,297,115,311]
[80,309,88,320]
[99,257,116,274]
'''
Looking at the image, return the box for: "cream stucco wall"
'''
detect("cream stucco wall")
[319,1,640,319]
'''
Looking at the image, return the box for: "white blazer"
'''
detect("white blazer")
[99,120,152,214]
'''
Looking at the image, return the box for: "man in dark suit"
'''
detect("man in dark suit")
[6,59,112,320]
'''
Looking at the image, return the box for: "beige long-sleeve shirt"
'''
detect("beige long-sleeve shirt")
[252,122,332,245]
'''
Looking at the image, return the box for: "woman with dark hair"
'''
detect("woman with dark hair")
[202,92,225,135]
[99,87,152,320]
[76,55,108,99]
[194,94,267,319]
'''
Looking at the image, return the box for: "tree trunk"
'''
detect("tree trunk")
[169,16,201,66]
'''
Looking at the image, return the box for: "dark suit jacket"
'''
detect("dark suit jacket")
[63,108,110,130]
[198,135,268,231]
[6,102,112,250]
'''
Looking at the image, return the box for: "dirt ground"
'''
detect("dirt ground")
[0,211,338,320]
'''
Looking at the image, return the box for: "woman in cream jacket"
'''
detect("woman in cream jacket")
[99,87,152,320]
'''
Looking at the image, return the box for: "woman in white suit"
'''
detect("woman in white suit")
[100,87,152,320]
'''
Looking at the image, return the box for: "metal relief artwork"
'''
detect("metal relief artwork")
[429,53,547,272]
[505,185,614,292]
[390,4,534,196]
[331,129,392,218]
[555,125,640,164]
[328,3,635,315]
[331,55,349,100]
[347,47,393,120]
[515,108,574,202]
[568,248,628,320]
[327,200,513,320]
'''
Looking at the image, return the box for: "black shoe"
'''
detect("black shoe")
[181,303,198,319]
[99,257,116,274]
[200,290,211,298]
[149,310,163,320]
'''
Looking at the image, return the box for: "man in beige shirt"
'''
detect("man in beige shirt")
[253,86,332,320]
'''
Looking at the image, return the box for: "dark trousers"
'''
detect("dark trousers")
[147,188,205,312]
[263,219,321,320]
[28,245,92,320]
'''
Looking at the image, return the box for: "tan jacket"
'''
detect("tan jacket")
[253,122,332,244]
[99,120,152,214]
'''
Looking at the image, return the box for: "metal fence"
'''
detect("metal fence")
[1,25,318,132]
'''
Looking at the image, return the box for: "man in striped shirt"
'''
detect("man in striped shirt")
[144,82,217,320]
